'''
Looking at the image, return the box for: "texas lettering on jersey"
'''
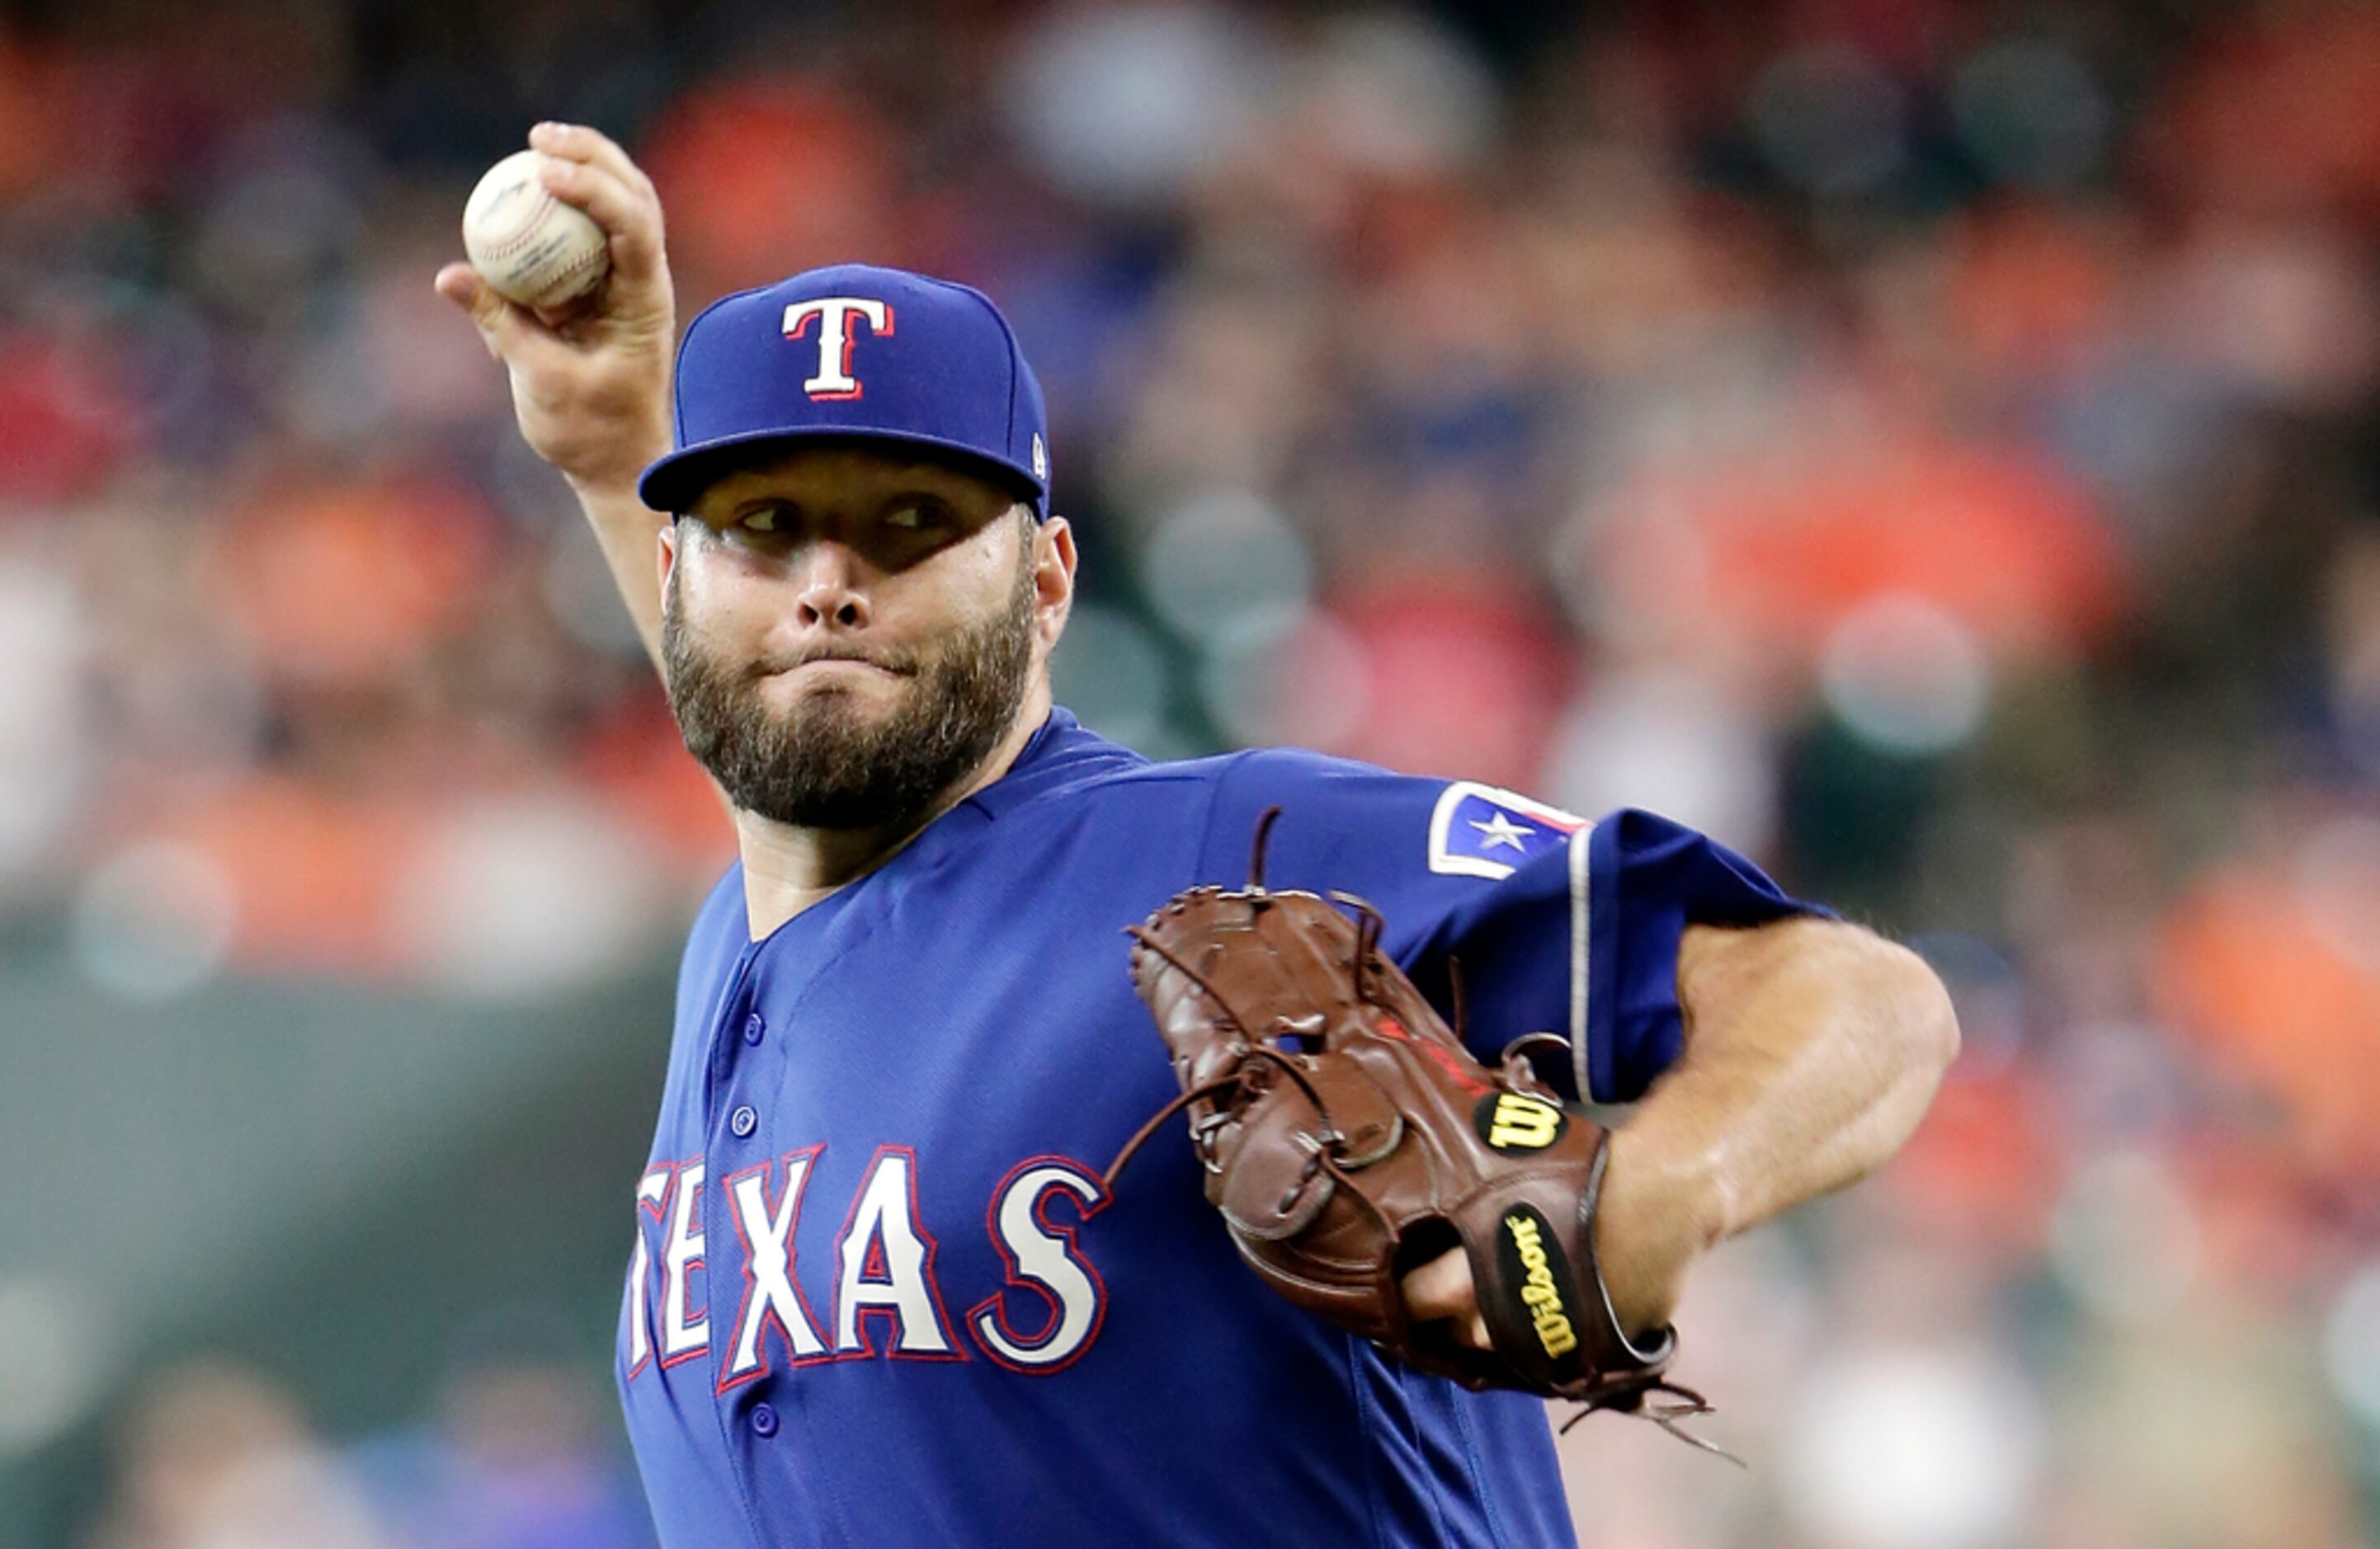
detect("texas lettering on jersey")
[622,1150,1108,1385]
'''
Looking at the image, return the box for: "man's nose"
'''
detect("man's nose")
[793,543,871,630]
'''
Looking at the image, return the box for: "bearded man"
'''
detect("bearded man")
[436,122,1957,1549]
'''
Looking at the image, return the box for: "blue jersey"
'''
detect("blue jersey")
[615,709,1815,1547]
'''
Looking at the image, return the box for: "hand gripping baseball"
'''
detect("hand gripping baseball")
[1105,810,1739,1459]
[436,123,676,495]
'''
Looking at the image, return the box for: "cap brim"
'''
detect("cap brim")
[638,426,1044,516]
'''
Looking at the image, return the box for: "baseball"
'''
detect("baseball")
[462,149,610,311]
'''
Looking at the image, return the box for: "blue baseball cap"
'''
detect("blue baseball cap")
[638,262,1051,516]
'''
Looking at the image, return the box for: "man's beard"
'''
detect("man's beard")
[662,555,1038,832]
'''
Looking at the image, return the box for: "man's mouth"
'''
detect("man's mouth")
[753,650,914,680]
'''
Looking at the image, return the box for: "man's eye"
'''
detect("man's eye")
[885,503,940,531]
[741,509,780,534]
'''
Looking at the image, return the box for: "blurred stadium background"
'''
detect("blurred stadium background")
[2,0,2378,1543]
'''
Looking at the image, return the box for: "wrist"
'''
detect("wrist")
[551,393,675,498]
[1591,1126,1727,1337]
[564,464,657,504]
[563,433,674,506]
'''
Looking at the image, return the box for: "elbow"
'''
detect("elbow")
[1873,935,1961,1088]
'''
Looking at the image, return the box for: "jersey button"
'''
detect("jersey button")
[729,1104,758,1138]
[750,1402,780,1438]
[742,1013,766,1046]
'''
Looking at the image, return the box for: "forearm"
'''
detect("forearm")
[1592,917,1958,1335]
[571,475,672,682]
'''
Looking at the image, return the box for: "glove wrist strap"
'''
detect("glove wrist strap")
[1575,1130,1678,1372]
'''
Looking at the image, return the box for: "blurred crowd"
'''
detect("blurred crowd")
[5,0,2379,1543]
[82,1347,652,1549]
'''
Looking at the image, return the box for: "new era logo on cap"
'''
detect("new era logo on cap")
[639,263,1053,518]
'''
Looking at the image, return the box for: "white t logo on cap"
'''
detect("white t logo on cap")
[781,298,893,400]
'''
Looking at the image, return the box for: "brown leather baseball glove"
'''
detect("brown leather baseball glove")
[1105,809,1731,1454]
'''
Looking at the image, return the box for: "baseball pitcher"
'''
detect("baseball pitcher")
[437,123,1958,1548]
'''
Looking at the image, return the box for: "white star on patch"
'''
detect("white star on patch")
[1470,812,1535,851]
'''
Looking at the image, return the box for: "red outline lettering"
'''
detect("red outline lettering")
[965,1156,1110,1375]
[657,1155,711,1371]
[831,1144,967,1363]
[623,1162,676,1380]
[717,1146,833,1394]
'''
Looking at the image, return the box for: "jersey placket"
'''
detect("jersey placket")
[703,936,819,1547]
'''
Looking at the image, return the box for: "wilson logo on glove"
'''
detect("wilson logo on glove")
[1477,1093,1567,1151]
[1499,1206,1581,1361]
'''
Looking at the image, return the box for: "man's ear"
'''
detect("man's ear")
[1033,513,1077,644]
[658,518,680,596]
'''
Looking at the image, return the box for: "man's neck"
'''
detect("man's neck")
[733,680,1054,942]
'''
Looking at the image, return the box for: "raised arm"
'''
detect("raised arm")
[434,122,678,679]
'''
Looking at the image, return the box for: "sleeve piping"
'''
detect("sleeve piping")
[1568,820,1594,1103]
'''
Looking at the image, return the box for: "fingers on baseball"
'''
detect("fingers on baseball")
[530,120,646,187]
[534,157,661,278]
[530,122,664,273]
[1402,1247,1493,1352]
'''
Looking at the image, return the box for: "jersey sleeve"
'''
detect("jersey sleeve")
[1198,748,1829,1105]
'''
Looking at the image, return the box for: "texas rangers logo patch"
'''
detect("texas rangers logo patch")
[1426,782,1588,880]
